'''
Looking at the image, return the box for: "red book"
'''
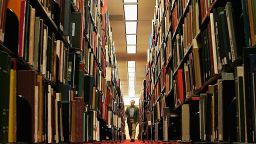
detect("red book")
[73,97,84,142]
[17,70,36,142]
[200,0,206,22]
[171,3,178,32]
[18,0,26,57]
[176,69,185,104]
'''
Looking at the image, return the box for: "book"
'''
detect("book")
[17,70,36,142]
[28,7,35,65]
[3,8,19,55]
[0,50,10,143]
[175,69,185,106]
[235,66,246,142]
[217,73,236,141]
[8,59,17,142]
[192,39,202,90]
[199,93,206,141]
[182,104,190,141]
[70,12,82,49]
[60,84,70,142]
[23,3,31,62]
[0,0,7,42]
[84,74,94,107]
[63,0,71,36]
[37,74,44,142]
[47,84,53,143]
[225,2,238,62]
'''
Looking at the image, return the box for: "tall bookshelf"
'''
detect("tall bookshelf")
[141,0,256,143]
[0,0,124,143]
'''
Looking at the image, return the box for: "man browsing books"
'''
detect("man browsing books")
[125,99,139,142]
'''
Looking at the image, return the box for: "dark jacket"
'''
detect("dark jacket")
[125,106,139,124]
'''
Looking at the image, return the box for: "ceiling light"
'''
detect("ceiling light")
[129,81,135,86]
[128,88,135,93]
[129,77,135,81]
[127,45,136,54]
[124,5,137,20]
[128,61,136,68]
[128,67,135,73]
[124,0,137,3]
[126,21,137,34]
[129,85,135,89]
[128,72,135,77]
[126,35,136,45]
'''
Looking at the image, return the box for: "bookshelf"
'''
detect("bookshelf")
[0,0,124,143]
[140,0,256,143]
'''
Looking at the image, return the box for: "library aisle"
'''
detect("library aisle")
[0,0,256,143]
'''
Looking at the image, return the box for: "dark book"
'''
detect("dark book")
[17,70,36,142]
[241,0,250,47]
[235,66,246,142]
[3,8,18,55]
[0,50,10,143]
[84,75,94,107]
[217,7,231,65]
[247,54,256,141]
[70,12,82,49]
[218,73,236,142]
[23,3,31,62]
[67,52,79,88]
[16,95,32,143]
[84,0,90,35]
[225,2,238,62]
[77,65,84,97]
[60,84,70,142]
[51,0,60,28]
[244,49,256,142]
[63,0,71,36]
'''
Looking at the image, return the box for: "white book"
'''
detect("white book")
[47,85,52,143]
[42,26,48,75]
[34,86,39,142]
[210,13,218,74]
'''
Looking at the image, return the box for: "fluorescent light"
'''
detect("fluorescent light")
[124,5,137,20]
[127,45,136,54]
[129,85,135,89]
[126,21,137,34]
[129,87,135,91]
[124,0,137,3]
[128,72,135,77]
[126,35,136,45]
[128,67,135,73]
[129,81,135,86]
[128,61,135,68]
[129,77,135,81]
[129,89,135,94]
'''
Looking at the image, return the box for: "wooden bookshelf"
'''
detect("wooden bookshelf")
[171,0,191,41]
[31,0,70,47]
[173,45,193,75]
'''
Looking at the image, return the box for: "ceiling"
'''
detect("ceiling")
[107,0,155,99]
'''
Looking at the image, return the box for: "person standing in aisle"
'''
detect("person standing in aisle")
[125,99,139,142]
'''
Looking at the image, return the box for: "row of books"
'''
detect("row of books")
[141,0,256,143]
